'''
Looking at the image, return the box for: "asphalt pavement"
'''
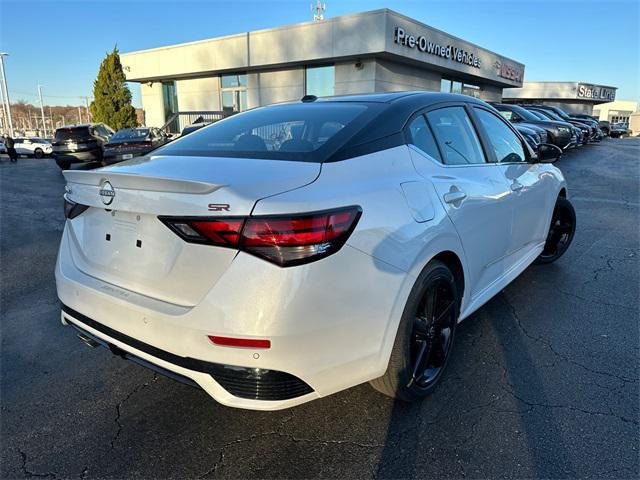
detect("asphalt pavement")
[1,139,639,479]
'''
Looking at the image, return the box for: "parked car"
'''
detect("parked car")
[596,120,611,136]
[52,123,114,170]
[13,137,53,158]
[492,103,574,150]
[57,92,574,410]
[610,122,630,138]
[525,108,588,146]
[103,127,170,165]
[514,124,545,150]
[529,105,600,141]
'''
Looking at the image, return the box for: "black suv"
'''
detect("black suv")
[52,123,114,169]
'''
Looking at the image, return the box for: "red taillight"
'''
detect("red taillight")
[208,335,271,349]
[159,206,361,267]
[191,219,244,247]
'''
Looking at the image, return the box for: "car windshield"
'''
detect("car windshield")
[550,108,572,120]
[111,128,150,141]
[503,105,540,122]
[522,109,547,121]
[55,127,91,141]
[156,102,373,162]
[531,109,561,121]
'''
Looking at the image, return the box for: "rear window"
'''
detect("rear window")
[55,127,91,141]
[112,128,150,141]
[155,103,373,162]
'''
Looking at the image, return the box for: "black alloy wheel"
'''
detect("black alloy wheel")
[369,260,459,401]
[408,275,457,390]
[535,197,576,265]
[34,148,44,159]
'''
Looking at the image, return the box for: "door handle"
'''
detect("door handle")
[443,191,467,204]
[511,181,524,192]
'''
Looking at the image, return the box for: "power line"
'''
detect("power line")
[9,89,92,99]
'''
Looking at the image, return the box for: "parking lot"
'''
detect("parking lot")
[0,139,638,479]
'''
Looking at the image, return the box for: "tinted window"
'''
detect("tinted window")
[531,109,561,121]
[474,108,526,163]
[426,107,485,165]
[502,105,539,122]
[408,115,442,162]
[112,129,150,141]
[54,127,91,141]
[156,103,371,162]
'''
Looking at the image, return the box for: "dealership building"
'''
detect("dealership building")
[121,9,525,130]
[502,81,617,115]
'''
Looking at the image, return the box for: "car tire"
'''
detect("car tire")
[534,197,576,265]
[56,160,71,170]
[370,260,459,402]
[34,148,44,159]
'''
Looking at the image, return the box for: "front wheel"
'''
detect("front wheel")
[370,260,459,402]
[34,148,44,159]
[535,197,576,265]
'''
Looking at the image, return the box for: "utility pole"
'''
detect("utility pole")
[38,84,47,137]
[0,80,5,133]
[77,106,82,124]
[0,52,14,136]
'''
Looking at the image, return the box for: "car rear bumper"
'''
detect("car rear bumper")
[61,304,315,402]
[53,150,101,163]
[103,150,151,165]
[55,223,409,409]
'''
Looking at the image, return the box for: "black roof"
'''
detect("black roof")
[316,91,491,162]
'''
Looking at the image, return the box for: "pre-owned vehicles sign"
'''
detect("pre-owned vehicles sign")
[394,27,481,68]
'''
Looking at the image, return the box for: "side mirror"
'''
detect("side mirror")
[536,143,562,163]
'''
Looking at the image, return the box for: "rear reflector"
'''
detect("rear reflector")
[159,206,362,267]
[208,336,271,349]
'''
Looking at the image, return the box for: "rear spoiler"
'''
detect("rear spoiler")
[62,170,226,214]
[63,170,222,195]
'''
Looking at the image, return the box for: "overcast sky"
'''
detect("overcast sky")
[1,0,638,107]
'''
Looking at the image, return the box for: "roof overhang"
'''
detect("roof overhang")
[503,81,617,104]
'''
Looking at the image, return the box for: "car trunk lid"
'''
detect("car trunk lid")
[62,154,320,306]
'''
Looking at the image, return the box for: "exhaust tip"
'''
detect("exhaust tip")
[77,333,99,348]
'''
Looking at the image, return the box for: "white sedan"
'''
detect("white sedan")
[15,137,53,158]
[56,92,576,410]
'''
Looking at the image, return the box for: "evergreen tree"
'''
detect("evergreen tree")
[89,47,137,130]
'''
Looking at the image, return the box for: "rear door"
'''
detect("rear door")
[471,106,555,269]
[408,104,512,300]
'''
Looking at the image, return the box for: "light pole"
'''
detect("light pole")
[0,52,13,136]
[37,84,47,137]
[0,78,6,132]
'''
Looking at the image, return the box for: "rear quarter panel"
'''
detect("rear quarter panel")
[252,145,469,378]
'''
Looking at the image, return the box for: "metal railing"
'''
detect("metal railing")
[161,110,235,134]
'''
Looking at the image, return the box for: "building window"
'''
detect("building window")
[220,73,247,112]
[440,77,481,98]
[162,81,178,122]
[462,84,481,98]
[305,65,335,97]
